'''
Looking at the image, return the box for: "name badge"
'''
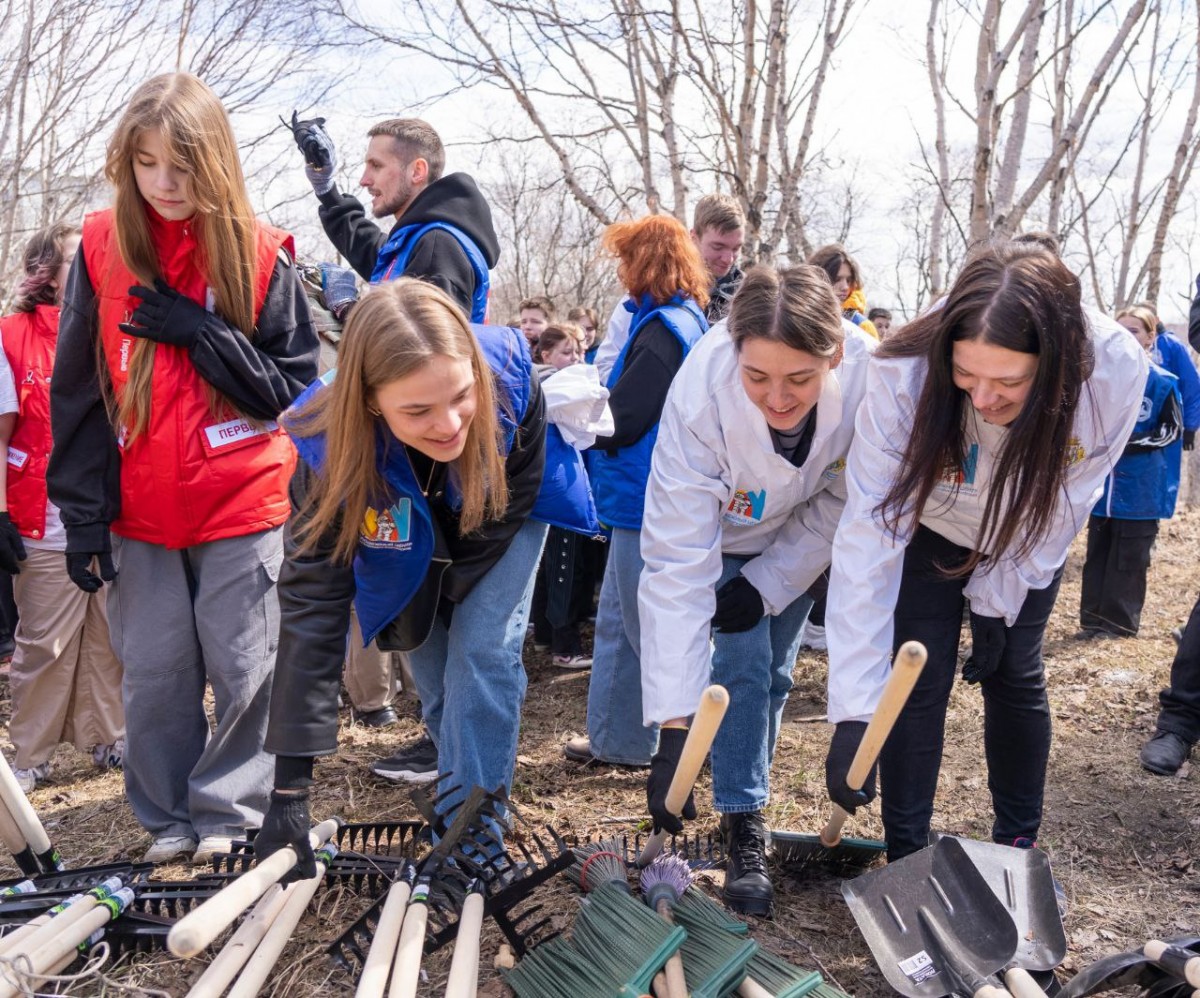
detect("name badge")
[204,418,277,450]
[6,447,29,470]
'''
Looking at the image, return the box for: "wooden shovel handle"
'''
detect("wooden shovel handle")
[973,987,1012,998]
[638,685,730,867]
[821,641,926,847]
[1145,940,1200,987]
[1003,966,1047,998]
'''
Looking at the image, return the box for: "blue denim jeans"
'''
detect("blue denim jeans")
[407,519,547,820]
[710,555,812,813]
[586,527,658,765]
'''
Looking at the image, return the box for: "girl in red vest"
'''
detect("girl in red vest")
[47,74,319,865]
[0,224,126,794]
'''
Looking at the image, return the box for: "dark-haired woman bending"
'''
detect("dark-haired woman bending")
[824,242,1147,861]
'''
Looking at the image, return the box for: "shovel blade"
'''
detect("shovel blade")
[843,839,1018,998]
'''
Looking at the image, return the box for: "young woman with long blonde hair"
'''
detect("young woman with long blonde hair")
[255,278,594,873]
[48,74,319,864]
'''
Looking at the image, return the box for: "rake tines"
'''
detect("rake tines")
[335,820,427,856]
[0,862,153,893]
[324,853,409,894]
[128,879,231,918]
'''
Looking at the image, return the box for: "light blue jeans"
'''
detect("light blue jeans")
[586,527,658,765]
[710,555,812,813]
[407,519,547,820]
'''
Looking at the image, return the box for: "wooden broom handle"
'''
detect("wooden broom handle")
[443,888,485,997]
[1145,940,1200,987]
[638,685,730,867]
[821,641,926,847]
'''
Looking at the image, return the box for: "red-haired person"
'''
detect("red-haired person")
[0,225,126,793]
[564,215,710,766]
[48,74,319,864]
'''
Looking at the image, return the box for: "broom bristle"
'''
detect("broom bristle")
[638,853,692,910]
[771,830,886,872]
[566,838,629,893]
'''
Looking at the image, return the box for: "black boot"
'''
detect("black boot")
[1140,731,1193,775]
[720,811,773,916]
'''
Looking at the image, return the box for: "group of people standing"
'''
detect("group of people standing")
[0,71,1195,913]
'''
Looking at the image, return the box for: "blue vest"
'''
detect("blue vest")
[1096,363,1182,521]
[288,324,597,645]
[370,221,490,322]
[590,295,708,530]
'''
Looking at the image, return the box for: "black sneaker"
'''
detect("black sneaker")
[370,734,439,784]
[1140,731,1193,776]
[720,811,773,917]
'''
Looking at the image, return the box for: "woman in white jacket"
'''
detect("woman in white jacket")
[824,242,1147,863]
[640,265,873,915]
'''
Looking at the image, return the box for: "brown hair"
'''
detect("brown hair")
[288,279,510,563]
[367,118,445,183]
[808,244,862,292]
[602,215,710,310]
[533,322,584,363]
[876,241,1092,577]
[519,295,555,319]
[568,305,602,347]
[1115,305,1157,338]
[104,73,260,440]
[728,265,843,358]
[692,194,745,236]
[12,222,81,313]
[1013,230,1061,255]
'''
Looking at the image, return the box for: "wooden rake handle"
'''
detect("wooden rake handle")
[638,685,730,867]
[443,886,486,998]
[821,641,927,848]
[0,753,58,869]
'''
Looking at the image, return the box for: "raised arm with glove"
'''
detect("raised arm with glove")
[285,111,338,197]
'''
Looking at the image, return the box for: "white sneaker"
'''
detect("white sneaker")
[800,623,827,650]
[13,763,50,793]
[144,835,198,864]
[193,835,234,864]
[92,738,124,769]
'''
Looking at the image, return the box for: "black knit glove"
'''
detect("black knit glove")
[119,280,208,348]
[1184,429,1195,451]
[0,513,26,575]
[65,552,117,593]
[825,721,876,814]
[646,728,696,835]
[255,790,315,886]
[712,575,765,633]
[963,610,1007,684]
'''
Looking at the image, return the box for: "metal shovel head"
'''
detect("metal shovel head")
[842,839,1018,998]
[937,835,1067,972]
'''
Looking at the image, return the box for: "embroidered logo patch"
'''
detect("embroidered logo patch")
[1064,437,1086,467]
[722,488,766,525]
[822,458,846,481]
[1138,396,1152,422]
[361,499,413,550]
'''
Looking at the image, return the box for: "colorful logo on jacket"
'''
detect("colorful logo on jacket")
[722,488,765,525]
[822,458,846,481]
[935,443,979,495]
[1063,438,1086,467]
[361,499,413,551]
[1139,396,1153,422]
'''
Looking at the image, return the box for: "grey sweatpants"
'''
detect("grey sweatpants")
[106,528,281,839]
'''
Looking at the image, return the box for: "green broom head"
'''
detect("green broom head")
[503,935,644,998]
[677,884,750,935]
[566,837,630,893]
[639,852,692,912]
[770,830,886,872]
[809,982,854,998]
[572,880,686,993]
[746,945,826,997]
[674,903,760,998]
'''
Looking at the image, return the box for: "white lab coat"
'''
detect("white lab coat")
[639,320,875,725]
[826,307,1148,724]
[593,298,633,383]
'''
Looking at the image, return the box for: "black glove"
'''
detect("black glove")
[824,721,876,814]
[0,513,26,575]
[646,727,696,835]
[1184,429,1196,451]
[712,575,765,633]
[963,610,1007,684]
[119,279,208,348]
[254,790,316,886]
[65,551,117,593]
[285,111,338,195]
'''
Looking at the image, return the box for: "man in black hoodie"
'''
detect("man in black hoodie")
[291,115,500,320]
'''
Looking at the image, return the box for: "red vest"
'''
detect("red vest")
[0,305,58,539]
[82,208,297,550]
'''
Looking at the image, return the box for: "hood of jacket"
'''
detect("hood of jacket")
[392,172,500,269]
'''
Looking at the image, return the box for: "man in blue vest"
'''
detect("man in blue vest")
[289,114,500,321]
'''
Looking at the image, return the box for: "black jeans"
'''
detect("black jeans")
[880,526,1062,861]
[1156,590,1200,744]
[1080,515,1158,636]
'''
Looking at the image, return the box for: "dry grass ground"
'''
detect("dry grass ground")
[3,509,1198,996]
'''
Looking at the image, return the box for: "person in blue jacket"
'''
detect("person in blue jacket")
[1137,300,1200,452]
[1079,305,1183,639]
[253,279,596,872]
[563,214,711,767]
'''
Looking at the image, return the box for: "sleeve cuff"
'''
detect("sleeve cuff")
[64,523,111,555]
[274,754,315,790]
[316,185,344,208]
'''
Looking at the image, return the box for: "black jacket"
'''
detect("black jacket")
[265,377,547,759]
[1190,279,1200,354]
[48,249,319,554]
[317,172,501,316]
